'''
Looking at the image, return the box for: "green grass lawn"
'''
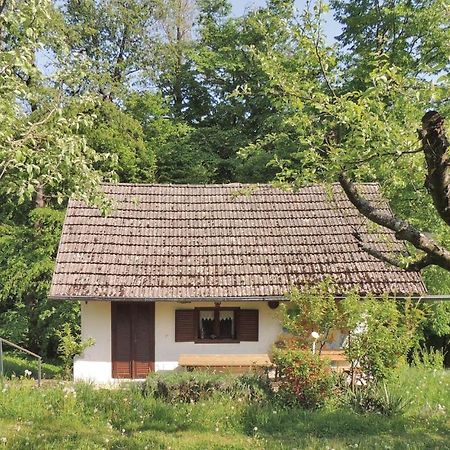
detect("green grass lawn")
[0,367,449,450]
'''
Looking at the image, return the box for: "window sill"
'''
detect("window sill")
[194,339,241,344]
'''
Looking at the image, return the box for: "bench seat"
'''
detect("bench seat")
[178,354,272,370]
[320,349,350,371]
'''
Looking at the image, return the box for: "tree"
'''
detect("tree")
[244,0,450,275]
[328,0,450,273]
[0,0,112,207]
[0,207,79,356]
[59,0,159,100]
[241,0,449,352]
[182,0,310,182]
[80,101,157,182]
[332,0,450,84]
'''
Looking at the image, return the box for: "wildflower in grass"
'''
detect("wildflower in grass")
[253,426,258,431]
[24,369,32,377]
[1,437,7,444]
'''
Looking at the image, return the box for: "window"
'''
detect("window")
[174,307,259,343]
[197,308,237,342]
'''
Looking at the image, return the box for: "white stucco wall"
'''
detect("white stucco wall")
[74,300,283,383]
[154,301,283,371]
[73,301,112,383]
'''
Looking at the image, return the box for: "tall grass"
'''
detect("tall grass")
[0,367,448,449]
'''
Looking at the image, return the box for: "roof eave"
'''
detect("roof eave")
[47,294,286,302]
[48,292,442,302]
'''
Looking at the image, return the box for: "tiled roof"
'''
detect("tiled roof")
[49,183,426,300]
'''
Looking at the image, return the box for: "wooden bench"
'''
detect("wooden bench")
[319,349,350,371]
[178,354,272,373]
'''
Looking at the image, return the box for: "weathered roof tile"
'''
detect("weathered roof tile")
[49,183,426,300]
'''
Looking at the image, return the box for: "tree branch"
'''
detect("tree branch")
[348,147,422,166]
[352,230,436,271]
[0,0,7,16]
[339,172,450,271]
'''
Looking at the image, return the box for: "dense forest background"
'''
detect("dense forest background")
[0,0,449,359]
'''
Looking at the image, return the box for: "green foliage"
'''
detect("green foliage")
[0,0,111,208]
[411,346,445,370]
[82,101,156,183]
[1,352,62,379]
[143,370,271,403]
[273,348,335,409]
[0,367,449,449]
[332,0,450,81]
[280,279,359,350]
[279,282,425,381]
[346,296,425,380]
[60,0,158,100]
[346,383,409,416]
[125,92,218,183]
[56,323,94,379]
[0,207,80,356]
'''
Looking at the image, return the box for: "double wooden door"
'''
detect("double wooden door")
[111,302,155,379]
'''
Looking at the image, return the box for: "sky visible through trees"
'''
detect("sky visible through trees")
[231,0,342,40]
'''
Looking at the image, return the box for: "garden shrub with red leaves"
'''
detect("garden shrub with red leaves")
[273,348,335,409]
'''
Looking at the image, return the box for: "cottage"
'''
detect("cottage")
[49,183,426,383]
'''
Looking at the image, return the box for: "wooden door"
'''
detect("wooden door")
[112,302,155,379]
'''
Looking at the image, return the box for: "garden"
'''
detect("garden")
[0,365,449,449]
[1,282,449,449]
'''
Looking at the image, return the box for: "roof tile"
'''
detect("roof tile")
[49,183,426,300]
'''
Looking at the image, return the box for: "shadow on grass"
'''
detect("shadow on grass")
[2,352,62,379]
[241,402,450,449]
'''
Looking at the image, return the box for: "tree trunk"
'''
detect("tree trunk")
[34,185,45,208]
[421,111,450,226]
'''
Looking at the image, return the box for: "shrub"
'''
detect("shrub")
[411,346,445,370]
[280,281,425,384]
[142,370,271,403]
[56,323,94,379]
[273,348,335,409]
[346,383,409,416]
[281,279,357,351]
[346,297,425,381]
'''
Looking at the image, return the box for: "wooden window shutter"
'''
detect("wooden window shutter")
[175,310,195,342]
[238,309,259,341]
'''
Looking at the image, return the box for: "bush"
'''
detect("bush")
[280,281,425,384]
[273,348,335,409]
[142,370,271,403]
[411,346,445,370]
[346,383,409,416]
[56,323,94,379]
[345,297,424,382]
